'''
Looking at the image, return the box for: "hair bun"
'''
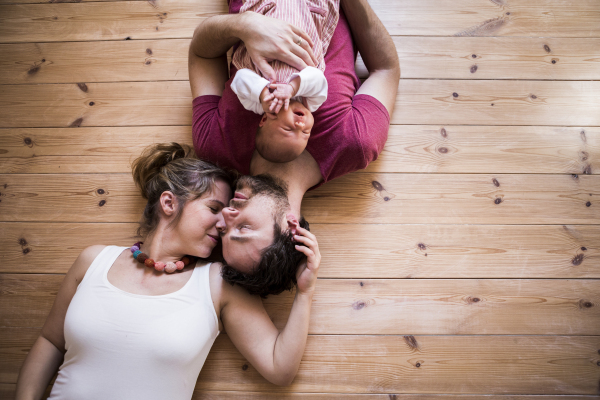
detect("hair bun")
[131,143,193,199]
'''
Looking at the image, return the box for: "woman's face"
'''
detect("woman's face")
[173,180,232,258]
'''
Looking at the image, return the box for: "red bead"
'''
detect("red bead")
[137,253,148,263]
[175,261,184,270]
[181,256,190,266]
[144,258,155,268]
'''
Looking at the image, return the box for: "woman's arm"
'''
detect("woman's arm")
[189,12,317,97]
[15,245,105,400]
[219,227,320,385]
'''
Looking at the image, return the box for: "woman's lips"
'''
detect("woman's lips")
[208,234,219,244]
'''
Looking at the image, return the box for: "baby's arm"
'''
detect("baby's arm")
[230,68,271,114]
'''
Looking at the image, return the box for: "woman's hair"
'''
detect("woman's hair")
[131,142,232,238]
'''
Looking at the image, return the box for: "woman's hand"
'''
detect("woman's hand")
[294,226,320,296]
[239,12,317,82]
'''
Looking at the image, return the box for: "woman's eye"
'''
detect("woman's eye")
[209,207,219,213]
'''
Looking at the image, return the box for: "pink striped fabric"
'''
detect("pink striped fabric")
[232,0,340,84]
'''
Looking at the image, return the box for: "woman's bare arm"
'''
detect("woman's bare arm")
[15,245,105,400]
[218,227,320,385]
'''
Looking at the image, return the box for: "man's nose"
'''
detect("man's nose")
[221,207,239,225]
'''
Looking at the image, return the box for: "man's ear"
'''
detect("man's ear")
[159,191,178,217]
[286,213,299,236]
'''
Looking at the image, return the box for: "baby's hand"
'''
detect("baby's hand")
[267,83,295,114]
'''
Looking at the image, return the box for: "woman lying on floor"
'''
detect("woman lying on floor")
[15,143,320,400]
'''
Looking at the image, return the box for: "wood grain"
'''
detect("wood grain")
[1,0,599,42]
[1,173,598,224]
[1,223,598,278]
[392,80,600,126]
[2,330,599,394]
[1,385,596,400]
[4,37,600,84]
[304,173,600,225]
[2,80,600,128]
[0,0,227,43]
[1,126,597,174]
[3,274,599,335]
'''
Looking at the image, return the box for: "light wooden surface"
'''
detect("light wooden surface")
[0,0,599,397]
[1,126,598,174]
[4,37,600,85]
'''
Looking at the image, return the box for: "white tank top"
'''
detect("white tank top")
[48,246,219,400]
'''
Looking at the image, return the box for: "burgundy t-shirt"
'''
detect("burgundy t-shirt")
[192,1,390,185]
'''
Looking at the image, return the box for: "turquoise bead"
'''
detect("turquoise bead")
[133,250,142,259]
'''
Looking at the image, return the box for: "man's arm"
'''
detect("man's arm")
[341,0,400,115]
[189,13,318,98]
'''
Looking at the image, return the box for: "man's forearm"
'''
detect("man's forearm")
[190,14,245,59]
[341,0,399,74]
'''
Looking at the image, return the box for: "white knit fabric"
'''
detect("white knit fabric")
[48,246,219,400]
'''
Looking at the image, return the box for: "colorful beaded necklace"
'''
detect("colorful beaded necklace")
[130,242,194,273]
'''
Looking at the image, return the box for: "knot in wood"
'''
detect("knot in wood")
[544,44,551,53]
[352,301,366,310]
[89,101,95,106]
[415,362,421,368]
[23,137,33,147]
[452,92,458,98]
[438,147,448,154]
[403,335,419,350]
[586,201,592,207]
[492,178,500,187]
[551,59,557,64]
[530,94,537,99]
[146,48,153,55]
[418,243,426,250]
[19,238,28,246]
[22,248,31,255]
[440,128,447,138]
[371,181,384,191]
[494,198,502,205]
[471,54,477,58]
[77,83,88,92]
[470,65,478,73]
[578,299,593,309]
[581,247,587,251]
[571,254,584,266]
[242,364,248,371]
[98,200,106,207]
[97,189,105,194]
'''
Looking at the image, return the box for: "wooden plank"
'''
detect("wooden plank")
[4,274,599,335]
[391,80,600,126]
[368,125,599,175]
[5,37,600,85]
[2,330,599,393]
[0,39,189,85]
[1,173,599,224]
[1,0,600,42]
[0,0,227,43]
[2,126,598,174]
[201,335,600,394]
[1,223,599,278]
[358,37,600,81]
[0,127,193,174]
[304,173,600,225]
[0,386,595,400]
[2,80,600,128]
[194,394,600,400]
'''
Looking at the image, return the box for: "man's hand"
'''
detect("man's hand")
[239,12,317,82]
[294,226,320,296]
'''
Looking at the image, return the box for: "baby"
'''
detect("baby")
[230,0,340,163]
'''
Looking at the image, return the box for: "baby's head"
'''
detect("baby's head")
[256,99,314,163]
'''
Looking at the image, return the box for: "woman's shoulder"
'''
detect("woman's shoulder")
[69,245,108,283]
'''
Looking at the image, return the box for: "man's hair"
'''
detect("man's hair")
[221,217,310,298]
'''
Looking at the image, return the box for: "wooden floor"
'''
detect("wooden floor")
[1,0,600,398]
